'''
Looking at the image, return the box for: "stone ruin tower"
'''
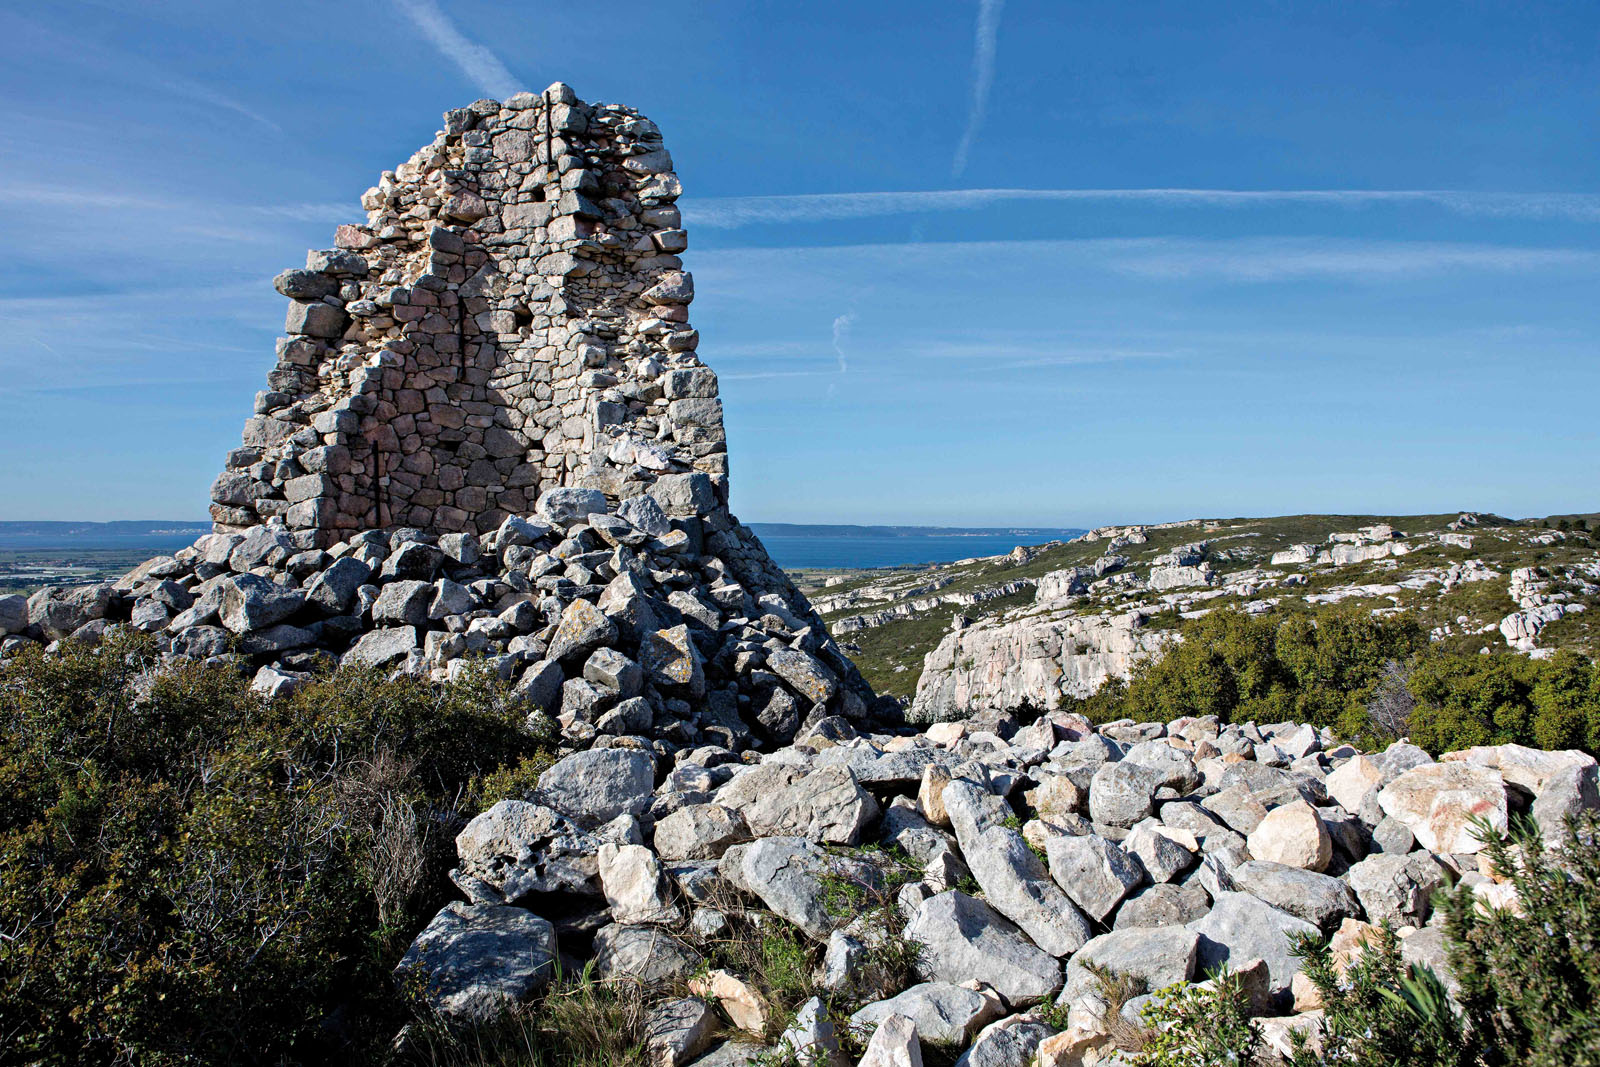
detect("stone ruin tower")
[7,84,879,745]
[211,83,724,545]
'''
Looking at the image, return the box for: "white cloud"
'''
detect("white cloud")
[695,235,1598,286]
[681,187,1600,229]
[1105,237,1600,281]
[391,0,521,101]
[953,0,1005,177]
[831,313,855,374]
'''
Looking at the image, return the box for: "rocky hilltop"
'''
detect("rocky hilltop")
[2,88,1598,1067]
[805,512,1599,718]
[0,83,875,748]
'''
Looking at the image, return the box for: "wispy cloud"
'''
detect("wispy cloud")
[1106,238,1599,281]
[831,313,854,374]
[391,0,521,101]
[0,11,280,131]
[682,187,1600,229]
[953,0,1005,177]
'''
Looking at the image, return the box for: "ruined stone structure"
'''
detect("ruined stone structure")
[6,85,876,747]
[211,83,723,545]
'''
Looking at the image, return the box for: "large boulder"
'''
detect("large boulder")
[1229,860,1360,933]
[537,487,608,529]
[719,837,878,941]
[592,923,703,983]
[1246,800,1332,871]
[393,902,555,1022]
[1187,892,1319,997]
[1442,744,1597,795]
[851,983,1003,1047]
[537,748,655,828]
[218,574,304,633]
[943,779,1092,957]
[454,799,603,901]
[28,583,117,640]
[717,764,877,845]
[904,891,1063,1005]
[1067,925,1200,993]
[654,804,750,861]
[1345,852,1447,928]
[1088,762,1163,827]
[1045,834,1142,923]
[597,843,681,925]
[1377,762,1508,854]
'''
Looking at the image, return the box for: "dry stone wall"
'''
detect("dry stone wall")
[211,83,724,544]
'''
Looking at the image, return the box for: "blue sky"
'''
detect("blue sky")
[0,0,1596,526]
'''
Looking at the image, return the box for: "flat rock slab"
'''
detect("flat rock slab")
[1187,891,1318,996]
[905,891,1062,1006]
[394,902,555,1022]
[538,748,655,828]
[851,983,1001,1047]
[1377,762,1508,855]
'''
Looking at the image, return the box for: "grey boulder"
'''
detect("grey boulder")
[393,902,555,1022]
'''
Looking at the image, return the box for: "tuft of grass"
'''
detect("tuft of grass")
[400,964,652,1067]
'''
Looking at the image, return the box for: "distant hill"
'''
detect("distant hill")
[748,523,1086,540]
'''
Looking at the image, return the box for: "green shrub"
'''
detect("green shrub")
[0,631,550,1065]
[1407,648,1600,756]
[1071,606,1600,756]
[1442,812,1600,1067]
[1286,924,1471,1067]
[1282,813,1600,1067]
[1125,968,1261,1067]
[1084,606,1426,744]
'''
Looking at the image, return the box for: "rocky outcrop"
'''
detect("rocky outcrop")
[910,611,1174,723]
[396,702,1598,1066]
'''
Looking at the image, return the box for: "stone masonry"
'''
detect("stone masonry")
[211,83,722,545]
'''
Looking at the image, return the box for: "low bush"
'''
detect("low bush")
[1125,967,1260,1067]
[1072,606,1600,756]
[0,631,549,1065]
[1281,812,1600,1066]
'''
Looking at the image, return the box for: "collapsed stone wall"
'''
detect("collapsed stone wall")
[211,83,724,544]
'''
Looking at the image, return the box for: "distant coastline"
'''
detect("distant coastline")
[0,520,1086,571]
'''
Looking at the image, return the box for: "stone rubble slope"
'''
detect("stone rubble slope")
[3,482,873,750]
[398,701,1599,1066]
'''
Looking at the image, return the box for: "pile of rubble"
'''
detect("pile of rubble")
[395,707,1598,1064]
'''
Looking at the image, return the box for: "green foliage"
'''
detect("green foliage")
[1285,924,1471,1067]
[0,631,550,1065]
[1071,606,1600,756]
[1084,606,1426,744]
[1280,813,1600,1067]
[1441,812,1600,1067]
[1126,969,1261,1067]
[1408,648,1600,755]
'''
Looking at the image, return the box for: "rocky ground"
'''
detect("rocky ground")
[396,704,1599,1065]
[809,512,1600,709]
